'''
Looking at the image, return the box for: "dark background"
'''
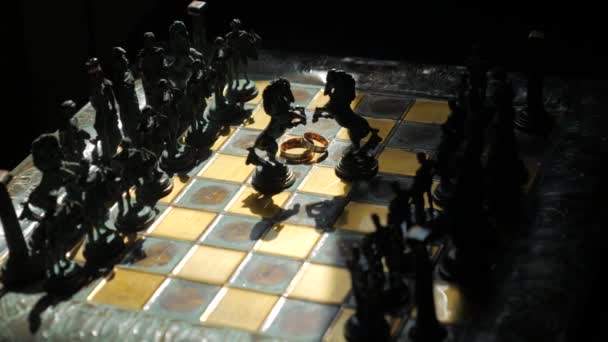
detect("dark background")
[5,0,604,170]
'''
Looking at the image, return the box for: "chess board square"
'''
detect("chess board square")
[336,117,396,143]
[203,288,279,332]
[350,173,414,204]
[323,307,355,342]
[159,175,190,204]
[144,278,221,321]
[256,223,322,259]
[229,253,302,294]
[246,80,270,105]
[198,153,255,183]
[298,166,351,197]
[226,186,291,218]
[285,193,347,228]
[319,140,351,168]
[72,278,103,302]
[263,299,339,340]
[290,84,322,107]
[433,282,465,324]
[288,263,351,304]
[88,268,165,310]
[210,126,236,151]
[309,231,365,267]
[404,98,450,124]
[378,148,420,176]
[355,94,413,120]
[175,178,240,213]
[221,128,260,156]
[334,201,389,233]
[307,91,364,111]
[201,214,272,251]
[118,237,192,274]
[173,245,246,285]
[148,207,217,242]
[242,105,270,131]
[283,163,313,191]
[387,121,441,152]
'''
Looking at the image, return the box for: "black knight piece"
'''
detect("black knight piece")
[246,79,306,195]
[314,69,381,180]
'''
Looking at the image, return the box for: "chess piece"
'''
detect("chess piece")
[407,226,447,342]
[0,171,45,287]
[187,1,209,54]
[245,79,306,195]
[137,32,168,110]
[431,124,459,207]
[515,30,553,134]
[224,18,261,103]
[111,47,141,140]
[344,248,391,342]
[111,138,156,232]
[411,153,435,225]
[57,100,91,162]
[314,69,381,180]
[465,41,489,101]
[87,58,121,161]
[166,21,203,91]
[158,80,196,173]
[184,59,216,147]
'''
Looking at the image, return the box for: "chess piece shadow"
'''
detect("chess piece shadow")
[305,198,347,229]
[253,203,300,242]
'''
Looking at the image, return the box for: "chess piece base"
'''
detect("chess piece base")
[138,171,174,205]
[251,163,295,196]
[344,315,390,342]
[382,275,411,315]
[185,122,221,148]
[207,102,250,126]
[225,79,258,103]
[115,204,156,233]
[44,262,86,296]
[335,152,378,181]
[83,228,126,269]
[160,146,196,174]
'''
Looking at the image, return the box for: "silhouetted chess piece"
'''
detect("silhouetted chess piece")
[465,41,489,102]
[314,69,381,180]
[111,47,141,140]
[185,59,217,147]
[224,18,261,103]
[246,79,306,195]
[166,20,203,91]
[344,248,391,342]
[515,30,553,134]
[58,100,90,162]
[87,58,121,161]
[0,171,45,288]
[137,32,168,110]
[412,153,435,225]
[432,124,459,207]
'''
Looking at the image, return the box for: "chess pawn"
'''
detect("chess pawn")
[224,18,260,103]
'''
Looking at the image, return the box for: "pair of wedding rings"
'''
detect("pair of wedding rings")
[280,132,329,163]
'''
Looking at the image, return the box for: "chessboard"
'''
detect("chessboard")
[0,77,540,341]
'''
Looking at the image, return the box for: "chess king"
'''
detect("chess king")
[246,78,307,195]
[314,69,382,180]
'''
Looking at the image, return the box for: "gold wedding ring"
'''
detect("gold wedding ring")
[280,137,315,163]
[303,132,329,153]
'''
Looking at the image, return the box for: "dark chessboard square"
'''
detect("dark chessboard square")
[229,253,302,295]
[221,128,261,156]
[285,193,347,228]
[200,214,272,251]
[387,121,442,152]
[288,111,342,140]
[350,173,414,204]
[319,140,351,168]
[144,278,220,321]
[309,231,365,267]
[118,237,192,275]
[355,94,414,120]
[175,178,240,212]
[290,83,322,107]
[263,298,339,340]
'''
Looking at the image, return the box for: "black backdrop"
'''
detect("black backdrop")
[5,0,604,169]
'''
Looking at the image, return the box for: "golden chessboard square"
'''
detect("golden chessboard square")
[336,117,396,142]
[198,154,255,183]
[298,166,351,197]
[307,91,364,111]
[174,245,246,285]
[246,81,271,105]
[403,98,451,124]
[334,201,388,233]
[256,223,322,259]
[148,207,217,242]
[288,263,351,304]
[226,186,291,218]
[378,148,419,176]
[88,268,165,310]
[203,288,279,332]
[159,176,190,204]
[210,127,236,151]
[323,307,355,342]
[243,105,271,131]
